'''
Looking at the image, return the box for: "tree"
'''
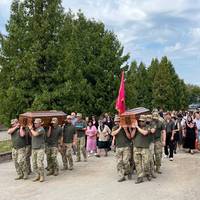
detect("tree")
[0,1,129,125]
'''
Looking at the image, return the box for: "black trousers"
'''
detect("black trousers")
[165,133,174,158]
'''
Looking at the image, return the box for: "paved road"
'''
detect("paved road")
[0,151,200,200]
[0,131,10,141]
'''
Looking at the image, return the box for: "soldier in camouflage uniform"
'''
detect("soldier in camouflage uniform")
[61,115,77,170]
[28,118,45,182]
[46,118,62,176]
[74,113,87,162]
[152,112,166,173]
[24,127,32,174]
[112,115,133,182]
[8,119,28,180]
[146,115,157,179]
[132,115,155,184]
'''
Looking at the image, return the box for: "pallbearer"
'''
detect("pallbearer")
[46,117,62,176]
[8,119,28,180]
[28,118,45,182]
[112,115,133,182]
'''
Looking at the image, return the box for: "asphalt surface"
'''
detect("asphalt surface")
[0,150,200,200]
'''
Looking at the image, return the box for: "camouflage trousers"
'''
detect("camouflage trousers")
[76,137,87,161]
[32,149,45,176]
[149,142,155,175]
[25,145,31,173]
[116,147,131,178]
[62,143,73,169]
[154,140,163,167]
[12,147,27,177]
[46,146,59,173]
[133,147,150,178]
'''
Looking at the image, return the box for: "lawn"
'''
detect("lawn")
[0,140,12,153]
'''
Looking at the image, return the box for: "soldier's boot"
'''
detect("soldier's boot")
[23,172,28,180]
[118,177,126,182]
[61,165,68,170]
[146,174,152,181]
[53,169,59,176]
[127,174,132,180]
[156,166,162,174]
[32,174,40,182]
[15,175,23,180]
[39,175,45,182]
[46,170,54,176]
[69,165,73,170]
[135,177,144,184]
[151,172,157,179]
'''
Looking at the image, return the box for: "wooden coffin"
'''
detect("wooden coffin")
[120,107,150,126]
[19,110,67,127]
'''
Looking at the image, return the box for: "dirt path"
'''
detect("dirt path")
[0,150,200,200]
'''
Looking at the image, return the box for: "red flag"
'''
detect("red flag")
[115,71,125,114]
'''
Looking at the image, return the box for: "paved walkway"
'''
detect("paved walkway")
[1,150,200,200]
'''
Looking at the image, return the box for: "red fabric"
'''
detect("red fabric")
[115,71,125,114]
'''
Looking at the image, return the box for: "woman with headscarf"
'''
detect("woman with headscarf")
[183,115,198,154]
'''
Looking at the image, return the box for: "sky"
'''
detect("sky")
[0,0,200,86]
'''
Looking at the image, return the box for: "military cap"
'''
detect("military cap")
[139,115,146,121]
[34,118,42,124]
[11,118,18,125]
[114,115,120,122]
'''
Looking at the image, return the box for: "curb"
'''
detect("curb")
[0,151,12,163]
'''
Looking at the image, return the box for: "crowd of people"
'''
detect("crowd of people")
[7,110,200,184]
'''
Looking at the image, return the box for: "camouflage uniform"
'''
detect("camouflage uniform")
[133,115,151,183]
[31,122,46,182]
[46,122,62,175]
[12,147,27,179]
[25,127,32,174]
[76,137,87,161]
[116,147,131,178]
[9,121,28,180]
[25,145,32,174]
[133,147,150,178]
[75,117,87,162]
[62,120,76,169]
[32,148,45,177]
[152,113,166,173]
[113,125,131,182]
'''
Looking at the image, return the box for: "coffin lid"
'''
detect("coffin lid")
[120,107,150,116]
[19,110,67,118]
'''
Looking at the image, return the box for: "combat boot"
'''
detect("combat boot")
[32,175,40,182]
[39,176,45,182]
[127,174,132,180]
[53,170,59,176]
[135,177,143,184]
[146,174,152,181]
[118,177,126,182]
[156,166,162,174]
[151,172,157,179]
[15,175,23,180]
[46,170,54,176]
[23,172,28,180]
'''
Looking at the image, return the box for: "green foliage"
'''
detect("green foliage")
[126,56,189,111]
[0,0,129,124]
[187,84,200,104]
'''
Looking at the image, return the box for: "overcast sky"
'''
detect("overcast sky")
[0,0,200,85]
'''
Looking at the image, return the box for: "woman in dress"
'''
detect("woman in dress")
[95,119,111,157]
[183,116,198,154]
[86,120,97,156]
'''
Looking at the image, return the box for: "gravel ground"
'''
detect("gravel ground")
[0,150,200,200]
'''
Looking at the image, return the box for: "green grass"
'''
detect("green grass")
[0,140,12,153]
